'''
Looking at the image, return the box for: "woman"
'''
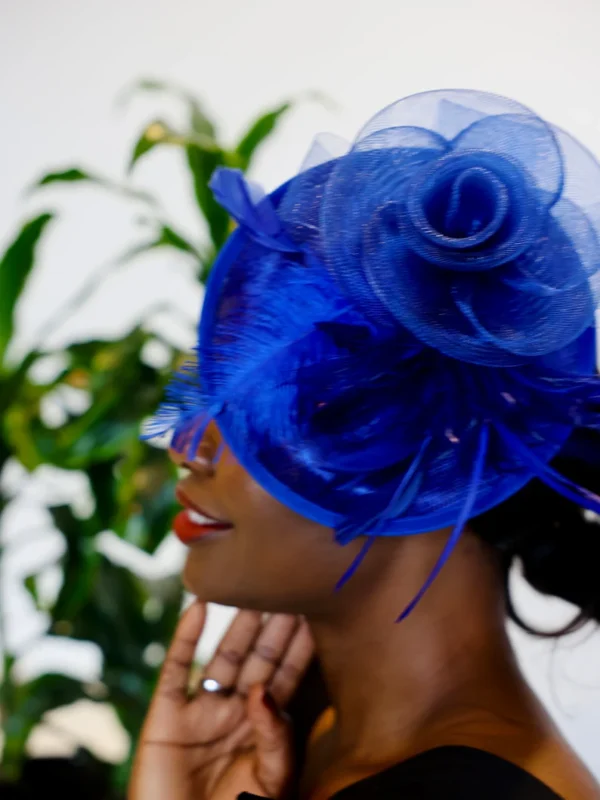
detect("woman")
[130,90,600,799]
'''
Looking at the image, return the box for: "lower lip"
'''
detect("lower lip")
[172,509,234,545]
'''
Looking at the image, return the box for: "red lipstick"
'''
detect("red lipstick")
[172,488,233,544]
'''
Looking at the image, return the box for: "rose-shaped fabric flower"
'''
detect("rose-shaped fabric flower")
[277,90,600,366]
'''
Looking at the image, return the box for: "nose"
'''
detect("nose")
[167,422,218,473]
[168,445,211,467]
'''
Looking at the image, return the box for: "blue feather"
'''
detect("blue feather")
[396,422,490,621]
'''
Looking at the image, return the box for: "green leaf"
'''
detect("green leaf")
[128,119,171,171]
[87,459,119,529]
[0,213,54,367]
[0,350,39,412]
[128,119,218,172]
[128,123,227,248]
[119,78,216,138]
[234,91,336,169]
[32,166,157,207]
[236,102,291,168]
[131,222,203,259]
[50,503,100,621]
[24,574,38,605]
[190,104,215,139]
[152,223,202,256]
[36,168,92,185]
[186,145,229,250]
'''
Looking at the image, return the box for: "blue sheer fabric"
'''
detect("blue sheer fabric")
[146,90,600,616]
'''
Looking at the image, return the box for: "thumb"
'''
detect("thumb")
[247,684,294,798]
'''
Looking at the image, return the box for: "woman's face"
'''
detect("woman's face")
[169,422,368,614]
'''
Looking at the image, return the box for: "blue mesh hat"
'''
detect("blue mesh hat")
[147,89,600,618]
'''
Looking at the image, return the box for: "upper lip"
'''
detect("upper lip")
[175,486,232,525]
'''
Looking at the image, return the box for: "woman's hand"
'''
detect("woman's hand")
[128,601,315,800]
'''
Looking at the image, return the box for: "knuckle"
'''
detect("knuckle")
[254,644,280,665]
[177,635,198,648]
[279,661,301,680]
[215,647,245,666]
[157,684,184,703]
[160,660,185,688]
[259,730,286,753]
[167,654,189,670]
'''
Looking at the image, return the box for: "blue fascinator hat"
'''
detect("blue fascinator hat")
[148,89,600,617]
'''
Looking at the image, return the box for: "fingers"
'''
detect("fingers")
[246,684,294,798]
[200,610,314,708]
[201,609,262,691]
[268,619,315,707]
[235,614,298,695]
[153,600,206,708]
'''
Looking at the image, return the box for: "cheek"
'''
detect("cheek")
[186,447,361,611]
[235,487,351,596]
[221,457,325,549]
[216,451,297,537]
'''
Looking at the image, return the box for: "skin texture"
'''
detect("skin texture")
[130,422,600,800]
[128,602,315,800]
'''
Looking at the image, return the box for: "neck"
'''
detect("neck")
[305,530,536,767]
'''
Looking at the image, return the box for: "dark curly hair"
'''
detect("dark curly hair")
[471,428,600,636]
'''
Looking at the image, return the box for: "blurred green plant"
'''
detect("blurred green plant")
[0,79,300,789]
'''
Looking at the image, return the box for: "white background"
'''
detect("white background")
[2,0,600,775]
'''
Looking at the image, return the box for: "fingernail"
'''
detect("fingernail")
[262,689,279,715]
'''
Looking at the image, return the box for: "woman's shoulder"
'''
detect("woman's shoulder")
[305,705,600,800]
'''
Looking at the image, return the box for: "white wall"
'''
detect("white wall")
[2,0,600,775]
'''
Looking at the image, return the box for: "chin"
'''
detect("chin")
[181,558,224,603]
[181,563,302,613]
[181,559,250,607]
[180,546,324,614]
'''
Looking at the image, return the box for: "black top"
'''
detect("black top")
[238,745,564,799]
